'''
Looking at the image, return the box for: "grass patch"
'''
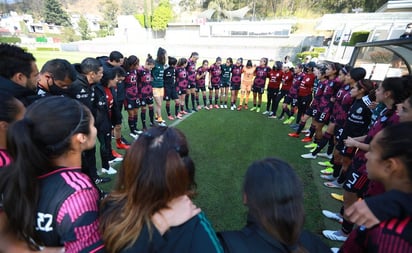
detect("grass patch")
[171,109,324,232]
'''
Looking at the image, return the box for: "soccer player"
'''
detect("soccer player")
[229,58,243,110]
[281,63,304,123]
[264,61,283,117]
[209,57,222,109]
[250,57,270,113]
[152,47,167,126]
[176,57,189,117]
[137,55,156,130]
[100,127,223,253]
[123,55,142,139]
[186,52,199,112]
[97,51,129,150]
[195,60,209,110]
[340,122,412,252]
[238,60,255,110]
[277,62,294,121]
[0,96,105,252]
[322,76,412,242]
[164,56,180,120]
[220,57,233,108]
[218,157,329,253]
[0,92,25,168]
[93,67,126,175]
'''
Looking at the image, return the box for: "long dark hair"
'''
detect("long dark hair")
[0,96,92,248]
[378,122,412,182]
[123,55,139,72]
[101,126,196,252]
[0,92,23,123]
[243,157,306,253]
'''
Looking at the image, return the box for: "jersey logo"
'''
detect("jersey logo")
[356,107,363,114]
[36,212,53,232]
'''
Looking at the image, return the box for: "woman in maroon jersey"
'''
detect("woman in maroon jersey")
[196,60,209,110]
[340,122,412,253]
[229,58,243,110]
[0,96,104,252]
[176,57,189,118]
[250,57,270,113]
[208,57,222,109]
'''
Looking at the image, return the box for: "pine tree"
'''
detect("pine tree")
[78,15,91,40]
[43,0,71,26]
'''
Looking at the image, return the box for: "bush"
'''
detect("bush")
[348,31,369,46]
[0,37,21,44]
[134,14,145,27]
[312,47,326,53]
[296,51,319,61]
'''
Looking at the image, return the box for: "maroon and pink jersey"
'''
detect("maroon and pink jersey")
[137,67,153,98]
[288,72,304,99]
[124,69,139,101]
[196,67,208,88]
[341,215,412,253]
[0,148,11,168]
[186,60,197,86]
[351,108,399,175]
[231,64,243,85]
[318,77,342,112]
[281,71,293,91]
[36,167,104,252]
[253,66,270,88]
[176,66,188,91]
[209,64,222,86]
[310,79,327,110]
[268,69,283,89]
[298,72,315,97]
[332,84,353,127]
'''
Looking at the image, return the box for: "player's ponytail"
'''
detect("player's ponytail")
[0,96,92,248]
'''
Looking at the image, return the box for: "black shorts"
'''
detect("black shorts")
[124,98,140,110]
[141,96,154,106]
[231,83,241,91]
[283,95,292,104]
[220,81,230,88]
[187,83,196,89]
[343,167,369,196]
[164,87,178,101]
[305,106,318,117]
[336,139,357,158]
[196,86,206,92]
[210,84,220,90]
[314,110,331,123]
[252,86,265,94]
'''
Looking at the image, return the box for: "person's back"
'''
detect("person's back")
[218,157,329,253]
[100,127,223,253]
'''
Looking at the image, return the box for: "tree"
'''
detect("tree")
[101,0,119,36]
[43,0,71,26]
[78,15,91,40]
[121,0,139,15]
[151,0,173,31]
[179,0,198,12]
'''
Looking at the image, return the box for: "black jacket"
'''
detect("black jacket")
[0,76,38,106]
[92,84,121,132]
[219,217,330,253]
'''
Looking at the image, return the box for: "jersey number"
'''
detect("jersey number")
[36,212,53,232]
